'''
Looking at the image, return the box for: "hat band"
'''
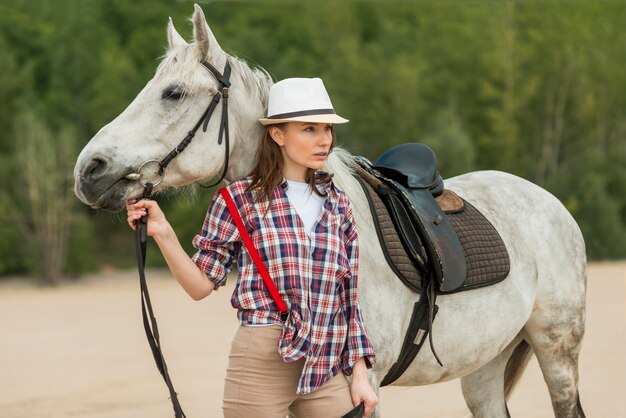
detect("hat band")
[267,108,336,120]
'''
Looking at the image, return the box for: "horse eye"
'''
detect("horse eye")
[161,86,184,101]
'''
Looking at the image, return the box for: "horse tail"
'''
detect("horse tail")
[504,339,534,399]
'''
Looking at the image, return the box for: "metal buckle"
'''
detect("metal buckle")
[136,159,164,187]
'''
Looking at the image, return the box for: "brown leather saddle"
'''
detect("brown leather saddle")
[352,143,510,385]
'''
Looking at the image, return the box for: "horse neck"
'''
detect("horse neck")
[225,57,273,181]
[325,148,365,205]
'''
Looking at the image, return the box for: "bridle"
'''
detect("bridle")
[134,58,232,418]
[133,58,232,194]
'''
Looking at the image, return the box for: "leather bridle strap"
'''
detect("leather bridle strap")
[199,60,232,188]
[157,59,232,189]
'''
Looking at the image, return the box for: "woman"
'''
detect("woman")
[126,78,378,417]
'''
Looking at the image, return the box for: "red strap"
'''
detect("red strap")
[219,188,288,313]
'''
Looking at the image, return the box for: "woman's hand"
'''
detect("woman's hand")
[126,199,171,238]
[126,198,212,299]
[350,358,379,417]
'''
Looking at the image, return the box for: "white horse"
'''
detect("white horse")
[73,5,587,417]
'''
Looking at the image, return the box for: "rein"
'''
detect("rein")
[134,59,232,418]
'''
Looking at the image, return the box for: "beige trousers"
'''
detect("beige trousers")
[223,325,355,418]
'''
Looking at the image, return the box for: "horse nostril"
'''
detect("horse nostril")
[83,157,108,181]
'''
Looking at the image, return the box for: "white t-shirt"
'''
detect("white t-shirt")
[285,180,325,237]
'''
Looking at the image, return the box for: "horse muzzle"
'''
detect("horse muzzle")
[74,155,141,212]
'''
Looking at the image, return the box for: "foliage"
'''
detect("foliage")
[0,0,623,281]
[1,105,78,283]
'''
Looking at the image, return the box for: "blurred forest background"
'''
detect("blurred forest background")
[0,0,623,284]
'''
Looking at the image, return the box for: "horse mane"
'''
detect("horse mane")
[227,54,273,108]
[326,147,357,179]
[156,45,273,107]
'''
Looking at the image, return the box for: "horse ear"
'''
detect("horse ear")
[192,3,223,59]
[167,17,187,50]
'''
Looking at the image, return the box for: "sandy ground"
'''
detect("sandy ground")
[0,262,624,418]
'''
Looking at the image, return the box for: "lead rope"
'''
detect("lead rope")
[135,182,187,418]
[130,60,231,418]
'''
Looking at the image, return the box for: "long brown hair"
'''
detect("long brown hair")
[246,123,336,212]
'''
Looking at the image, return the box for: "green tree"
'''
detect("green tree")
[2,106,78,284]
[0,0,623,278]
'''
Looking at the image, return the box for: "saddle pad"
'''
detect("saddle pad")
[444,200,510,293]
[357,176,510,294]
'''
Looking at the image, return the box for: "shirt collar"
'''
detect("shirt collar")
[280,171,334,193]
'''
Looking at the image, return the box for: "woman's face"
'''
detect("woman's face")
[269,122,333,181]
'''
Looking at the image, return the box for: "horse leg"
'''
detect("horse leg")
[460,336,529,418]
[524,302,586,418]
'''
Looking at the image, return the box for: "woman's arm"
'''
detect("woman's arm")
[339,199,377,374]
[127,199,214,300]
[338,196,378,416]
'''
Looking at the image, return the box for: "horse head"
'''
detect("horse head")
[74,4,270,211]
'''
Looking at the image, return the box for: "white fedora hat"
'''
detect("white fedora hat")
[259,78,349,126]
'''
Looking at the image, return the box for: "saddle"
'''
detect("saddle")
[353,143,510,385]
[367,143,466,292]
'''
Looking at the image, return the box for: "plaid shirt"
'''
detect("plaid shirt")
[192,174,376,394]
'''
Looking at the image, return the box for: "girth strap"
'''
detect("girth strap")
[380,279,440,387]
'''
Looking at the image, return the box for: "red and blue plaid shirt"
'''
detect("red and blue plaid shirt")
[191,174,376,394]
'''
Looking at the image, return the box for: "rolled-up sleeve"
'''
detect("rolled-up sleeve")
[339,198,376,376]
[191,189,241,289]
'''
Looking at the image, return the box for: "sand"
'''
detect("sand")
[0,262,624,418]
